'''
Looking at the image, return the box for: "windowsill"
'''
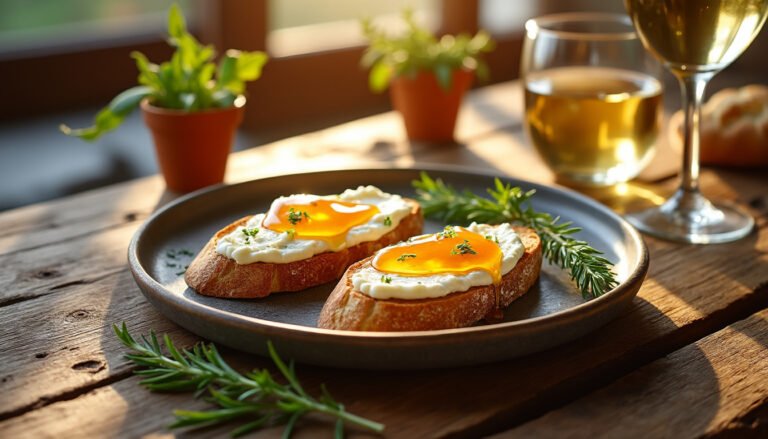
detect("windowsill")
[0,108,258,212]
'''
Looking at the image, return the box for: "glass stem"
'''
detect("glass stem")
[675,72,712,195]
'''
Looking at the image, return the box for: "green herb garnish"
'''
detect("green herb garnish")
[451,239,477,255]
[383,216,392,226]
[287,208,307,225]
[413,172,618,299]
[381,275,392,284]
[437,225,457,239]
[396,253,417,262]
[484,234,499,244]
[113,323,384,438]
[242,227,259,238]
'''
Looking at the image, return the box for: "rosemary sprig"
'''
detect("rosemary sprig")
[113,323,384,438]
[413,172,618,298]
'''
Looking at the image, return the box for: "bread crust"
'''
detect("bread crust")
[317,226,542,331]
[185,200,423,298]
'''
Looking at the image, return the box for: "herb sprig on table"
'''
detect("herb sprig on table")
[114,323,384,437]
[413,172,618,298]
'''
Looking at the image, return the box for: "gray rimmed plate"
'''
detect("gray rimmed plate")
[128,166,648,370]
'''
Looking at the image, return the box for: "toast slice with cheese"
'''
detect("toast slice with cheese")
[317,226,541,331]
[185,198,422,299]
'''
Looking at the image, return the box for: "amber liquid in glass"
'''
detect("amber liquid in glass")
[525,66,662,186]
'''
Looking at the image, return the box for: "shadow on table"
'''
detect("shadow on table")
[264,296,723,438]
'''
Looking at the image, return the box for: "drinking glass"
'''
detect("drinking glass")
[624,0,768,243]
[521,13,663,187]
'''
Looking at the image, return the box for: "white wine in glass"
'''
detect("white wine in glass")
[624,0,768,243]
[525,66,662,186]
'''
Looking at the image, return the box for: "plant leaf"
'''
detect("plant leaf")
[368,62,392,93]
[60,86,151,141]
[434,63,453,90]
[167,3,187,41]
[234,50,268,81]
[217,55,237,90]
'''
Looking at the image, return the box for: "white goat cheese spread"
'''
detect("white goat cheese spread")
[216,186,412,264]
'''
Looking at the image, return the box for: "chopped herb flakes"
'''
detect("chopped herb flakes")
[484,234,499,244]
[242,227,259,237]
[287,208,308,225]
[383,216,392,226]
[381,275,392,284]
[166,248,193,259]
[396,253,417,262]
[451,239,477,255]
[437,226,457,239]
[165,248,195,276]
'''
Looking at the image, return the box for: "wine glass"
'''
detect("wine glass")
[624,0,768,243]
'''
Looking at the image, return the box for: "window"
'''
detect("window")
[267,0,439,57]
[0,1,524,139]
[0,0,194,57]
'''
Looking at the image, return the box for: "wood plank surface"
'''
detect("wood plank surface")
[1,199,765,436]
[0,80,766,438]
[493,309,768,438]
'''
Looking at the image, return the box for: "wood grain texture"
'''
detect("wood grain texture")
[492,309,768,438]
[1,217,765,436]
[0,80,766,438]
[0,270,197,420]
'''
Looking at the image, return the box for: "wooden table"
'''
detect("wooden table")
[1,81,767,438]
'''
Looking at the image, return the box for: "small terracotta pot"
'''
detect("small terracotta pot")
[141,99,245,193]
[389,69,474,143]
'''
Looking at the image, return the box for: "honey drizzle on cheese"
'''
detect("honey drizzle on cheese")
[372,227,503,283]
[262,195,380,249]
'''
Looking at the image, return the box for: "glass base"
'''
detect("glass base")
[625,188,755,244]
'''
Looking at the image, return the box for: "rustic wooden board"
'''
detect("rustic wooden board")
[0,178,163,257]
[1,79,766,438]
[2,285,766,438]
[0,224,139,306]
[493,309,768,438]
[1,210,765,436]
[0,269,199,420]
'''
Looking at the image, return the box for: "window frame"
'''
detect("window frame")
[0,0,523,138]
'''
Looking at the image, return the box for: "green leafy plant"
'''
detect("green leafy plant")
[61,4,268,141]
[413,172,619,299]
[361,9,495,92]
[114,323,384,438]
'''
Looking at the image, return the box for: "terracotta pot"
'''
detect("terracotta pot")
[141,99,245,193]
[389,69,474,143]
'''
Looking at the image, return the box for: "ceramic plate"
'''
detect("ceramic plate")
[128,166,648,369]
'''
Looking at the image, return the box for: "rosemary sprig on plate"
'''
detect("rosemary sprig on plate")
[114,323,384,438]
[413,172,618,298]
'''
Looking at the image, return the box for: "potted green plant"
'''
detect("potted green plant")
[61,4,268,193]
[361,10,495,143]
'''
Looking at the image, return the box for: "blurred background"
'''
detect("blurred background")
[0,0,765,212]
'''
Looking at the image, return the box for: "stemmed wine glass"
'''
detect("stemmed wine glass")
[624,0,768,243]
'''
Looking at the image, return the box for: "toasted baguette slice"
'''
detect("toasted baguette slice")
[185,199,422,298]
[317,226,541,331]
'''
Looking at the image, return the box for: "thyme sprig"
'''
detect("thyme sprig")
[413,172,618,298]
[113,323,384,438]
